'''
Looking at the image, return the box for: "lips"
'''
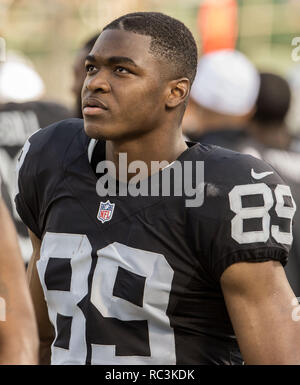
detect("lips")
[82,98,108,116]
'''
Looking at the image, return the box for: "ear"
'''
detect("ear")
[165,78,190,109]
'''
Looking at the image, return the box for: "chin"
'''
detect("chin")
[84,122,102,139]
[84,120,122,141]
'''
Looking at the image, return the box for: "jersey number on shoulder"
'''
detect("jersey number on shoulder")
[229,183,296,245]
[37,233,176,365]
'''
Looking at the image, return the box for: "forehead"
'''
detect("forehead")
[89,29,156,66]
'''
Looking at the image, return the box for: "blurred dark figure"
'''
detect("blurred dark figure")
[244,73,300,296]
[72,34,99,118]
[249,72,300,151]
[0,101,72,263]
[182,49,260,151]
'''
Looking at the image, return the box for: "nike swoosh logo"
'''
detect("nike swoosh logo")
[251,168,274,180]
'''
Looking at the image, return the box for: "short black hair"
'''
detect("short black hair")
[102,12,198,85]
[253,72,291,124]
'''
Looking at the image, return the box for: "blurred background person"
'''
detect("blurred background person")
[241,73,300,296]
[182,49,260,152]
[72,34,99,118]
[248,72,300,152]
[0,52,72,263]
[0,194,38,364]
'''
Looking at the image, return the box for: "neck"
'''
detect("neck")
[105,123,187,181]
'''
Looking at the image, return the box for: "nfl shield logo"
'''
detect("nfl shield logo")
[97,200,115,223]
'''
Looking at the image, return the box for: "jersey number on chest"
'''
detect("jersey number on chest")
[37,233,176,365]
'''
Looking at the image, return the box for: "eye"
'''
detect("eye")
[114,66,130,74]
[85,64,96,73]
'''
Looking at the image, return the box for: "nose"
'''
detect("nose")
[85,70,111,94]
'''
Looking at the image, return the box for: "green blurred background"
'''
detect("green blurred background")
[0,0,299,110]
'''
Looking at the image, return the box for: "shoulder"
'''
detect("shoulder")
[204,145,284,187]
[17,118,85,194]
[15,118,85,238]
[20,118,84,170]
[185,143,284,188]
[186,145,295,282]
[28,118,84,151]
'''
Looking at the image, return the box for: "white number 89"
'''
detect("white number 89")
[229,183,296,245]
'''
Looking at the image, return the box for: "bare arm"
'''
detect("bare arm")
[27,229,55,365]
[221,260,300,364]
[0,199,39,364]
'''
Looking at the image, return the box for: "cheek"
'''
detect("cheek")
[79,73,87,90]
[116,83,164,116]
[81,79,88,99]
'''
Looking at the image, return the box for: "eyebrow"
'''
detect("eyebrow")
[85,54,138,67]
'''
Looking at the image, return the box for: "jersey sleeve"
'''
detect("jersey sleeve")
[190,149,296,283]
[15,119,79,239]
[15,133,42,238]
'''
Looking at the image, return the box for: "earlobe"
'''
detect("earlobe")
[166,78,190,109]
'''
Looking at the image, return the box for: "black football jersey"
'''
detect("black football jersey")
[191,129,300,297]
[15,119,296,365]
[238,142,300,297]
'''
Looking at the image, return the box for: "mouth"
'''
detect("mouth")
[82,98,108,116]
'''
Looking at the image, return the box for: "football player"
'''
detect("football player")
[0,192,38,364]
[16,12,300,365]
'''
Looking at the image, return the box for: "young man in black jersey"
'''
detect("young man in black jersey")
[16,12,300,365]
